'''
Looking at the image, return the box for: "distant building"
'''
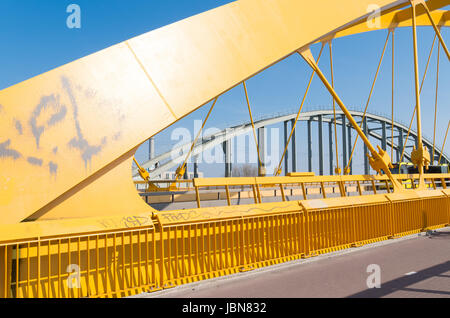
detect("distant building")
[133,170,204,191]
[154,171,204,180]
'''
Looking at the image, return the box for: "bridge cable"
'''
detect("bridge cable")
[329,40,341,175]
[243,81,265,176]
[274,43,325,176]
[422,4,450,61]
[432,41,440,164]
[345,31,391,174]
[438,120,449,165]
[174,97,219,181]
[411,2,426,181]
[133,157,160,191]
[391,29,395,162]
[399,33,437,162]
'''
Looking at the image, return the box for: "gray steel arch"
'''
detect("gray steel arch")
[134,109,449,178]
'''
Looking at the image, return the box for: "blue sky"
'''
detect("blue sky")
[0,1,448,176]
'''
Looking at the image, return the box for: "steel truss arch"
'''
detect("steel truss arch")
[137,109,450,179]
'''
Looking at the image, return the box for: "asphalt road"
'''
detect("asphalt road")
[143,227,450,298]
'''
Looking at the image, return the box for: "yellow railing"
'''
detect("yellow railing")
[139,174,449,206]
[1,184,449,298]
[0,228,158,298]
[190,173,449,208]
[134,179,195,192]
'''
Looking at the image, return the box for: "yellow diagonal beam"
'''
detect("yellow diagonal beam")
[345,31,391,174]
[329,40,341,175]
[420,0,450,60]
[438,121,450,165]
[399,33,437,162]
[432,41,440,164]
[243,81,265,176]
[175,97,219,182]
[298,48,402,191]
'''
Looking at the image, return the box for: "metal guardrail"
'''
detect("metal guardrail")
[1,176,449,298]
[134,179,194,192]
[137,174,449,208]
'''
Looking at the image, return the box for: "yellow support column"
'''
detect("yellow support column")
[409,0,430,189]
[0,246,12,298]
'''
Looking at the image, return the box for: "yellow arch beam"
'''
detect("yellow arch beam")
[335,8,449,39]
[0,0,447,224]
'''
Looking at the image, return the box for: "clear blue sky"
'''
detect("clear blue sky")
[0,1,448,176]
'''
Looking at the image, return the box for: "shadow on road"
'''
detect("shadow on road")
[348,261,450,298]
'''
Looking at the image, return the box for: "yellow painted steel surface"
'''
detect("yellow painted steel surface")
[336,4,449,39]
[0,186,448,298]
[3,0,447,224]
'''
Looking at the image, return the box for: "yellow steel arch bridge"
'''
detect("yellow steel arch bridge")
[0,0,449,298]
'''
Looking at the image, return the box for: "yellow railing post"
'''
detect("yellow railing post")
[301,183,307,200]
[279,184,286,202]
[225,185,231,206]
[0,246,12,298]
[195,186,201,208]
